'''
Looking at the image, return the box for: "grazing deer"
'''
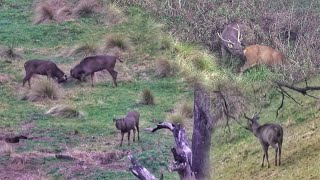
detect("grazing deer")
[244,112,283,168]
[241,45,287,74]
[217,22,245,57]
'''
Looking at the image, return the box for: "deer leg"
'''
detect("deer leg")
[279,143,282,166]
[261,153,265,168]
[127,131,131,146]
[108,69,118,87]
[23,73,33,87]
[120,132,124,147]
[265,146,270,168]
[90,73,94,87]
[133,128,136,142]
[271,143,279,166]
[136,124,140,141]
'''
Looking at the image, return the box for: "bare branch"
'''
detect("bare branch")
[128,155,157,180]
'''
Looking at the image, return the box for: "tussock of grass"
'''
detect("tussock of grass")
[0,142,13,156]
[176,101,193,118]
[73,0,100,17]
[0,45,22,60]
[68,41,98,57]
[155,57,172,78]
[46,105,84,118]
[140,88,154,105]
[0,73,12,84]
[23,79,59,101]
[33,1,55,24]
[167,113,185,126]
[55,6,72,22]
[104,3,126,25]
[104,34,133,52]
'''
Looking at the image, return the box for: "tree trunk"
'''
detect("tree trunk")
[192,87,222,179]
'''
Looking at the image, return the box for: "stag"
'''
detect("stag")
[244,112,283,168]
[217,22,244,57]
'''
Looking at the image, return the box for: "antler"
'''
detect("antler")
[217,32,235,45]
[231,24,243,43]
[243,113,252,120]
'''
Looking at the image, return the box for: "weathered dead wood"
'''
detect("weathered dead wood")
[128,155,157,180]
[275,80,320,117]
[148,122,195,180]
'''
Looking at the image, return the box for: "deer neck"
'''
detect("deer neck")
[251,122,261,137]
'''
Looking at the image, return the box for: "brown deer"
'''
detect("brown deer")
[240,45,287,74]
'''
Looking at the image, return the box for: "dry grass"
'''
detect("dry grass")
[104,3,126,25]
[22,79,60,101]
[55,6,72,22]
[104,34,133,52]
[155,57,172,78]
[140,88,154,105]
[68,41,98,57]
[0,142,14,156]
[167,113,186,126]
[176,101,193,118]
[73,0,100,18]
[0,45,22,60]
[0,73,12,84]
[46,105,84,118]
[33,1,55,24]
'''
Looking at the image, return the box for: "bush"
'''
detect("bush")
[155,57,172,78]
[23,79,59,101]
[104,34,133,52]
[46,105,84,118]
[140,88,154,105]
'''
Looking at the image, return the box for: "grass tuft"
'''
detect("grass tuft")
[176,101,193,118]
[167,113,185,126]
[33,1,55,24]
[0,45,22,60]
[46,105,84,118]
[140,88,155,105]
[23,79,59,101]
[155,57,172,78]
[68,41,98,57]
[104,34,133,52]
[104,3,126,25]
[0,142,14,156]
[73,0,100,17]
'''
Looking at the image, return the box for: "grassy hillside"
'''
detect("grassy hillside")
[1,0,320,179]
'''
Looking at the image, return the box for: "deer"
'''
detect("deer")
[23,60,68,87]
[217,22,245,57]
[244,112,283,168]
[240,44,287,74]
[70,55,122,87]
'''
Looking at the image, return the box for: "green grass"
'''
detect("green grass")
[1,0,320,179]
